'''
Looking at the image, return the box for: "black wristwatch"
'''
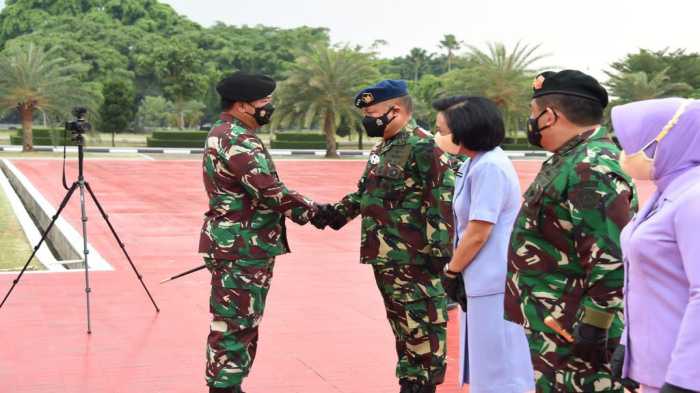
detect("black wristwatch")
[443,264,461,277]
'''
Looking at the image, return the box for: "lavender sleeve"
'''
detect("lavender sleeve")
[666,194,700,390]
[468,161,505,224]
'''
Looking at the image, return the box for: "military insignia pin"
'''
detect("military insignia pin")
[532,75,545,90]
[361,92,375,105]
[369,153,380,165]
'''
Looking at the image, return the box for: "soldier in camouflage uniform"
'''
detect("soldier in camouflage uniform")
[200,72,321,393]
[504,70,639,393]
[323,80,455,393]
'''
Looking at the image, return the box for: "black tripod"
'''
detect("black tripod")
[0,129,159,334]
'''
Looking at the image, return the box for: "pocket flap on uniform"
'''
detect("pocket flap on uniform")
[375,164,404,180]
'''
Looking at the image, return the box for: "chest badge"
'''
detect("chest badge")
[369,153,380,165]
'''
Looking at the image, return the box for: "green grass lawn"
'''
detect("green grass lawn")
[0,179,43,272]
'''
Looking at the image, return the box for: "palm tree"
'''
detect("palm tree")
[441,42,549,139]
[605,68,692,104]
[272,45,379,158]
[406,48,433,83]
[0,43,101,151]
[439,34,462,72]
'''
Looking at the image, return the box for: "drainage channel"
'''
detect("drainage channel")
[0,159,112,273]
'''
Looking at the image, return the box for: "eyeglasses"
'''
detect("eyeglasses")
[635,100,691,159]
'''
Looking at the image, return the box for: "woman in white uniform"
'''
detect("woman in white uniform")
[434,96,535,393]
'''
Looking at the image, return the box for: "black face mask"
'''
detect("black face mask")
[362,107,396,137]
[252,103,275,126]
[527,109,556,148]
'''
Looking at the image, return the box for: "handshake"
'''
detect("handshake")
[310,204,347,230]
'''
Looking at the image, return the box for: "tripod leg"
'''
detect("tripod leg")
[77,181,93,334]
[1,182,79,309]
[84,182,160,312]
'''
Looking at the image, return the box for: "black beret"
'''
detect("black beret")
[354,80,409,108]
[532,70,609,108]
[216,71,276,102]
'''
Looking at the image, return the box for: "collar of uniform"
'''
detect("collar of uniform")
[219,112,234,123]
[380,130,409,153]
[554,127,604,156]
[219,112,247,131]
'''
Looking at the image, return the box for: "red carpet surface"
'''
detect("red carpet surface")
[0,158,653,393]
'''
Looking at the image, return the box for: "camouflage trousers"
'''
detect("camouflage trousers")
[204,257,275,389]
[524,328,622,393]
[372,264,448,385]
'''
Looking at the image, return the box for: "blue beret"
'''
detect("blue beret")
[354,80,409,108]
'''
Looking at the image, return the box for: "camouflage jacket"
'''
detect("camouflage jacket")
[332,124,456,266]
[199,113,317,260]
[504,127,638,337]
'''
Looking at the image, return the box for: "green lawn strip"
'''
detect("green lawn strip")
[0,180,43,272]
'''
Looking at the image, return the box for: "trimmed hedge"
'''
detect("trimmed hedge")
[270,140,327,149]
[10,128,77,146]
[274,132,326,142]
[151,131,208,141]
[503,137,526,144]
[147,130,208,148]
[270,132,327,149]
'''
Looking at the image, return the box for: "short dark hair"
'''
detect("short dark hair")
[387,95,414,115]
[432,96,505,151]
[221,98,236,111]
[534,94,604,126]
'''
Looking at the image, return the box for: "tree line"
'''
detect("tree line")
[0,0,698,153]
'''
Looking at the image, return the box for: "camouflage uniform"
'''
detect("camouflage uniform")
[504,128,638,393]
[330,124,455,385]
[199,113,317,389]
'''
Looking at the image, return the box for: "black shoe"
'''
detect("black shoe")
[399,379,415,393]
[399,380,435,393]
[416,384,435,393]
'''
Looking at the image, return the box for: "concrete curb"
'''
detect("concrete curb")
[0,165,60,272]
[0,159,113,273]
[0,145,549,158]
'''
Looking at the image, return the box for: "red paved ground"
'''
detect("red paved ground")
[0,158,654,393]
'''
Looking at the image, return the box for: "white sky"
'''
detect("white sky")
[2,0,698,80]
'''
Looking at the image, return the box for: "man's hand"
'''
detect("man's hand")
[324,205,348,230]
[310,204,330,229]
[441,266,467,312]
[571,323,609,368]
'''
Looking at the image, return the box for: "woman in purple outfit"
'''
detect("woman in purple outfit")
[611,97,700,393]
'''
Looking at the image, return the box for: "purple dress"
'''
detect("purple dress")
[619,167,700,390]
[613,98,700,391]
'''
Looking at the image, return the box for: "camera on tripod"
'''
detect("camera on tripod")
[65,107,91,142]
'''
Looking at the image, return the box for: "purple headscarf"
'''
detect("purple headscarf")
[612,97,700,191]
